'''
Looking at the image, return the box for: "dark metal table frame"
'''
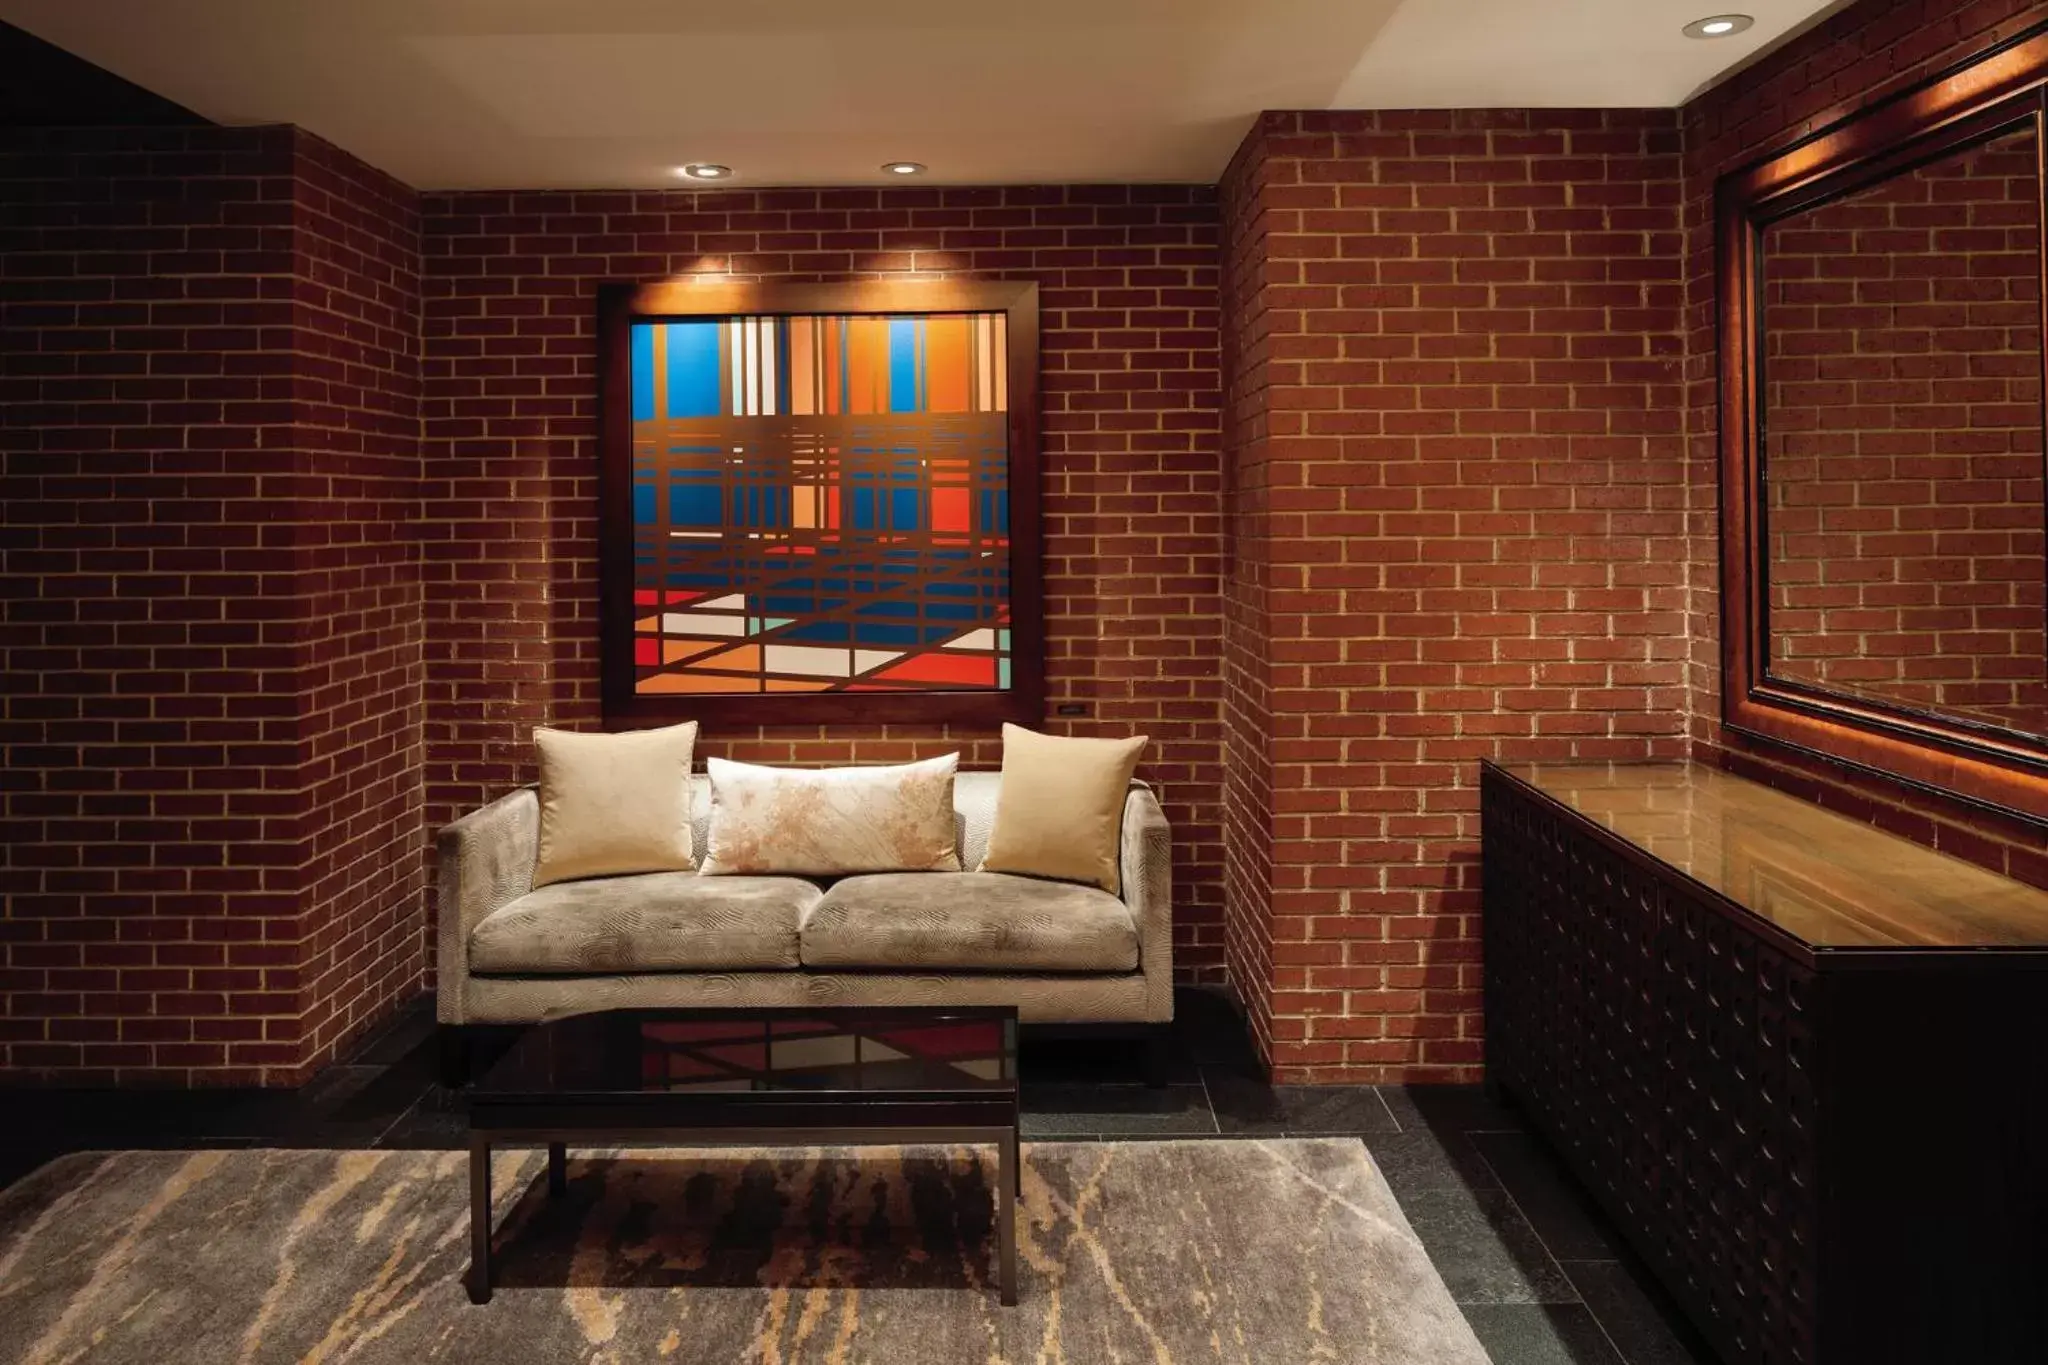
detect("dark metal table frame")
[465,1010,1021,1307]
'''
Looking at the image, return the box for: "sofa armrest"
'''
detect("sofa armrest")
[1119,784,1173,1022]
[435,788,539,1024]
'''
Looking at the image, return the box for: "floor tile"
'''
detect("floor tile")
[1363,1128,1501,1199]
[1379,1083,1525,1136]
[1019,1082,1217,1137]
[14,1089,290,1147]
[1461,1304,1629,1365]
[1473,1130,1627,1262]
[377,1088,470,1150]
[274,1063,432,1146]
[1395,1185,1579,1306]
[1207,1075,1400,1135]
[343,999,439,1067]
[1562,1260,1721,1365]
[1173,986,1263,1071]
[1017,1036,1196,1085]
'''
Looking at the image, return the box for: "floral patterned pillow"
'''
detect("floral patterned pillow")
[699,754,961,876]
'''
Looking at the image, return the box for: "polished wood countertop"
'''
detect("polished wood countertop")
[1489,761,2048,950]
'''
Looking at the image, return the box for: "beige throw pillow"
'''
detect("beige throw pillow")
[700,754,961,876]
[979,724,1148,895]
[532,721,698,888]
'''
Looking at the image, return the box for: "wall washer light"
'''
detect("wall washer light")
[1683,14,1755,38]
[677,163,733,180]
[882,161,927,176]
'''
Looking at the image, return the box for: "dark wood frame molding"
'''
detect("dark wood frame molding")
[1717,22,2048,823]
[598,278,1044,728]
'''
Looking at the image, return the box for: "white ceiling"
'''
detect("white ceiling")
[2,0,1852,190]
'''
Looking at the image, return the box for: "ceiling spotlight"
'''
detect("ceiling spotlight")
[881,161,926,176]
[1683,14,1754,38]
[677,163,732,180]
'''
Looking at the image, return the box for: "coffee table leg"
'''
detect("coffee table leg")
[467,1136,492,1304]
[997,1128,1018,1306]
[547,1142,567,1197]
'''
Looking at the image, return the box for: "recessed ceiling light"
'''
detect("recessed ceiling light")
[1683,14,1754,38]
[677,163,732,180]
[881,161,926,176]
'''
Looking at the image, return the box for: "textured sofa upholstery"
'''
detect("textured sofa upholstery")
[435,771,1173,1030]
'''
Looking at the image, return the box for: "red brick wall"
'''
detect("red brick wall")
[289,134,427,1065]
[1762,127,2046,733]
[1220,110,1691,1082]
[418,185,1228,979]
[1219,122,1281,1065]
[2,126,301,1082]
[0,126,426,1083]
[1684,0,2048,894]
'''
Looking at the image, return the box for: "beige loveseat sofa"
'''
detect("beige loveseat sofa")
[436,771,1173,1081]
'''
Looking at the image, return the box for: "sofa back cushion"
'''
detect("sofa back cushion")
[699,754,963,876]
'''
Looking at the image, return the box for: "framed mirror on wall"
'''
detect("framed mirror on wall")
[1719,24,2048,823]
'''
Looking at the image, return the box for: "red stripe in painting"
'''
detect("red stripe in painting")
[871,653,996,686]
[931,487,969,533]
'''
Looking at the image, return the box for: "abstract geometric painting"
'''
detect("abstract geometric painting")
[601,281,1040,724]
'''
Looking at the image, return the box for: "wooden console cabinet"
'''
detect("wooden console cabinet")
[1481,761,2048,1365]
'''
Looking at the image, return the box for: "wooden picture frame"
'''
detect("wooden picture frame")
[1717,21,2048,823]
[598,279,1044,728]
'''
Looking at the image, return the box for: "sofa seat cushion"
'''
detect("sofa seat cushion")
[470,873,818,974]
[800,872,1139,973]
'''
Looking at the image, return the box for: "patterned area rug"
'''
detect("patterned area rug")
[0,1138,1490,1364]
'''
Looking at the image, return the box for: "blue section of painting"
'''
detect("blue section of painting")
[888,317,919,413]
[665,321,723,418]
[631,325,655,422]
[669,483,720,527]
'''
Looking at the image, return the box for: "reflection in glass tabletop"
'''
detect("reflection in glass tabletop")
[475,1008,1019,1100]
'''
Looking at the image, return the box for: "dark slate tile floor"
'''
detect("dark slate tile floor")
[0,987,1718,1365]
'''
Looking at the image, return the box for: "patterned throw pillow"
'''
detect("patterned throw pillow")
[532,721,698,888]
[699,754,962,876]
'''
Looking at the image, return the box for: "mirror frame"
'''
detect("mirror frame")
[1718,23,2048,824]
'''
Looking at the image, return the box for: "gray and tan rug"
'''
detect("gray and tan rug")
[0,1139,1489,1364]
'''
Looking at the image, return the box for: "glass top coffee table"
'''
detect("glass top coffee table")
[465,1006,1021,1305]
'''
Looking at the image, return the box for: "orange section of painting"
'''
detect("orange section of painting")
[992,313,1008,411]
[788,315,815,415]
[845,316,883,414]
[926,316,971,413]
[822,316,842,414]
[637,672,763,694]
